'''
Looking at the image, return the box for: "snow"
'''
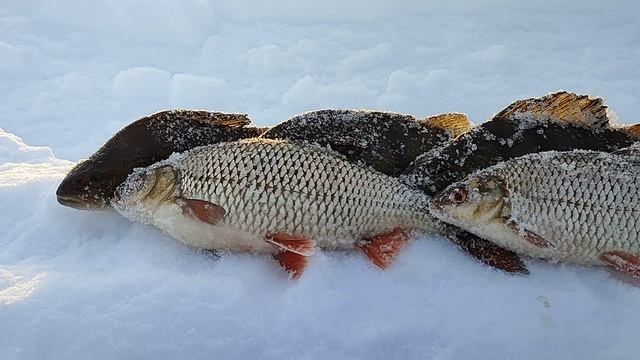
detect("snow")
[1,1,640,359]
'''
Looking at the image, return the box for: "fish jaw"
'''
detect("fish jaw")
[56,159,111,210]
[431,202,549,261]
[112,165,179,223]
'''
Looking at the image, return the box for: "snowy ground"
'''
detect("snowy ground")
[1,1,640,359]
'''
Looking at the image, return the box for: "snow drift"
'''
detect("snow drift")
[2,1,640,358]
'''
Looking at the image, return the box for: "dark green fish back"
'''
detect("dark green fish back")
[261,109,470,177]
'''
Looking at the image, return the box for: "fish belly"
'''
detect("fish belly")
[152,202,273,252]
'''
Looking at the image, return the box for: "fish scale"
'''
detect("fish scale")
[115,138,438,252]
[473,151,640,263]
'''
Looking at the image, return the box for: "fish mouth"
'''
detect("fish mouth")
[56,194,101,210]
[55,189,106,210]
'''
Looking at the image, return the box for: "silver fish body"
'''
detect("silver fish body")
[431,148,640,266]
[114,138,438,253]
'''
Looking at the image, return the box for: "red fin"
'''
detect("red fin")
[507,220,552,248]
[266,233,316,256]
[360,228,410,270]
[176,198,226,225]
[601,251,640,278]
[445,229,529,275]
[627,124,640,138]
[273,251,308,279]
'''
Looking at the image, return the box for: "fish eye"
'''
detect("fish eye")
[449,188,467,204]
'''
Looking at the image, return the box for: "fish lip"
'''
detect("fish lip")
[56,193,105,210]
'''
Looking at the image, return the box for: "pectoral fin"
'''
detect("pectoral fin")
[507,220,553,248]
[176,197,226,225]
[600,251,640,278]
[360,228,410,270]
[445,229,529,275]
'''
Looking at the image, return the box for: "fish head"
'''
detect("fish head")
[112,165,179,221]
[430,174,510,228]
[56,156,122,210]
[55,121,164,210]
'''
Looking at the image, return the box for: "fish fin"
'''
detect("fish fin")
[445,230,529,274]
[360,228,410,270]
[600,251,640,278]
[507,220,553,248]
[424,112,472,138]
[492,91,609,128]
[273,251,308,279]
[266,233,316,256]
[193,112,252,127]
[150,110,252,128]
[625,124,640,138]
[176,198,226,225]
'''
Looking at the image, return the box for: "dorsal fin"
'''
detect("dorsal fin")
[423,113,471,138]
[492,91,609,128]
[148,110,252,128]
[626,124,640,138]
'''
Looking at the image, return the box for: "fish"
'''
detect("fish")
[261,109,471,176]
[402,91,640,196]
[430,144,640,277]
[401,91,640,273]
[56,106,525,274]
[56,110,267,209]
[57,109,469,210]
[112,138,441,278]
[263,111,530,274]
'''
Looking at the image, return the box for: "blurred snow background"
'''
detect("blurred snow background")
[1,1,640,359]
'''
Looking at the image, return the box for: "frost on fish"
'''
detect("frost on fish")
[56,110,266,209]
[431,147,640,276]
[261,109,470,177]
[113,138,442,276]
[402,91,640,196]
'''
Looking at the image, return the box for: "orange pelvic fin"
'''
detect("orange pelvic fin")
[176,197,226,225]
[360,228,410,270]
[601,251,640,278]
[273,251,308,279]
[266,233,316,256]
[266,233,316,279]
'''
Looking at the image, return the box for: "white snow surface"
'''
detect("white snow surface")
[2,1,640,359]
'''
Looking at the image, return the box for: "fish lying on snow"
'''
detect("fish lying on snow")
[113,138,442,277]
[56,110,266,209]
[57,109,468,210]
[403,91,640,196]
[402,91,640,273]
[261,109,470,177]
[430,143,640,277]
